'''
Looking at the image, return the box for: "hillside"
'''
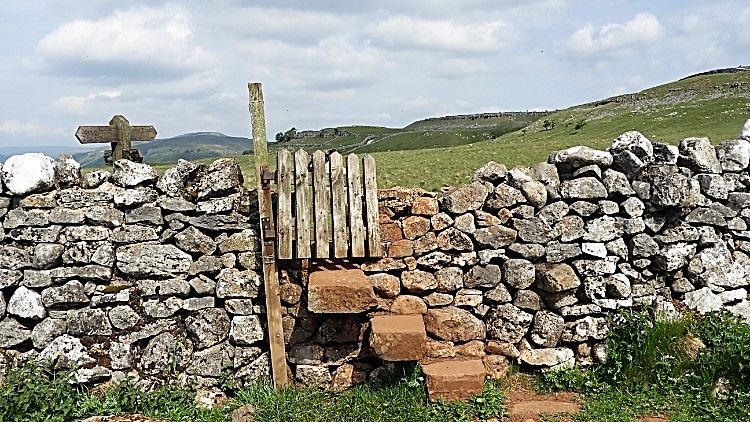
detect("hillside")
[74,132,251,166]
[272,111,549,155]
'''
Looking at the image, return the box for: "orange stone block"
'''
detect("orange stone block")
[308,269,374,314]
[369,314,427,361]
[422,359,486,402]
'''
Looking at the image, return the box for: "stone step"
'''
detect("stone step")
[307,268,374,313]
[369,314,427,361]
[421,359,486,402]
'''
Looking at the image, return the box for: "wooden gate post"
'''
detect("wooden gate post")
[248,83,289,388]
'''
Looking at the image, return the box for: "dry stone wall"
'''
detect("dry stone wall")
[0,154,268,389]
[2,119,750,392]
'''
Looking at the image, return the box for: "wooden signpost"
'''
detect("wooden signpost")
[75,115,157,163]
[248,83,290,388]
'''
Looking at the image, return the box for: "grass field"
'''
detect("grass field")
[96,69,750,193]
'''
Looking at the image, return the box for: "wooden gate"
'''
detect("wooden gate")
[275,149,383,259]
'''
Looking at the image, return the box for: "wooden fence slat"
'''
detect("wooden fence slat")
[312,150,331,258]
[330,152,348,258]
[363,154,383,257]
[276,149,293,259]
[347,153,366,257]
[294,149,312,259]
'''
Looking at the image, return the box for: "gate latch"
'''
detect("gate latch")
[260,166,276,190]
[261,217,276,244]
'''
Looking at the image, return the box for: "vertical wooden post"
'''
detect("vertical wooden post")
[109,115,131,161]
[248,83,289,388]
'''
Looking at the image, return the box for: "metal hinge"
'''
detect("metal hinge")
[261,217,276,245]
[260,166,276,190]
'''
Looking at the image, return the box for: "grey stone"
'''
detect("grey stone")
[80,170,110,189]
[41,281,88,309]
[530,311,565,347]
[230,315,264,346]
[561,316,608,342]
[519,347,575,370]
[188,343,234,377]
[0,246,32,270]
[485,184,525,210]
[473,225,517,248]
[572,257,618,277]
[514,290,543,311]
[621,197,645,217]
[464,264,501,289]
[548,146,613,169]
[687,242,747,290]
[630,233,659,257]
[38,334,94,369]
[472,161,507,184]
[602,169,635,196]
[1,153,56,195]
[503,259,535,289]
[125,206,163,225]
[569,200,599,217]
[573,164,602,179]
[55,154,81,188]
[401,269,437,293]
[583,216,622,242]
[653,242,696,272]
[486,304,533,343]
[111,160,158,187]
[684,287,723,314]
[216,268,262,298]
[535,263,580,292]
[8,226,62,243]
[678,137,721,173]
[218,229,260,253]
[186,308,230,349]
[537,201,569,226]
[508,243,545,261]
[697,174,730,200]
[686,208,726,226]
[67,309,111,336]
[158,197,197,212]
[157,159,200,197]
[30,318,67,350]
[0,317,32,347]
[108,305,141,330]
[485,284,512,303]
[8,286,46,319]
[187,158,244,200]
[296,365,332,389]
[140,332,192,375]
[521,181,547,208]
[652,142,680,165]
[436,227,473,251]
[545,242,582,263]
[514,217,554,244]
[116,244,192,278]
[607,131,653,177]
[581,242,607,258]
[435,267,464,292]
[143,297,183,318]
[560,177,607,199]
[175,226,217,255]
[3,208,49,229]
[453,213,476,234]
[740,119,750,141]
[113,188,159,207]
[85,206,124,227]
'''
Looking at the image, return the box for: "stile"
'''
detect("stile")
[363,155,383,257]
[347,153,366,257]
[276,149,293,259]
[312,150,331,258]
[330,152,349,258]
[294,150,312,259]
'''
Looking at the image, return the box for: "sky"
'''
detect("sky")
[1,0,749,148]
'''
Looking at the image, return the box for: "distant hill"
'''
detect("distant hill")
[74,132,252,167]
[0,146,97,164]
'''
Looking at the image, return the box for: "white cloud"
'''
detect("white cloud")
[29,5,215,82]
[48,90,121,114]
[567,12,665,57]
[0,119,64,137]
[367,16,517,53]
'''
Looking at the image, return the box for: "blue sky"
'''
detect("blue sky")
[1,0,748,147]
